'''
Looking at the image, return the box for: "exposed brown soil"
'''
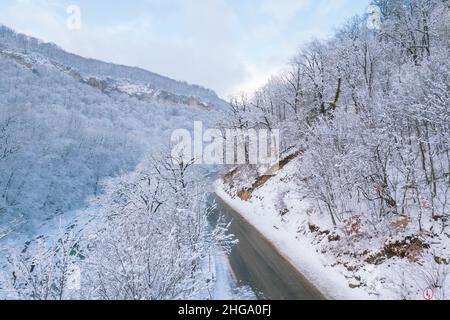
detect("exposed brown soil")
[366,236,430,265]
[235,151,301,201]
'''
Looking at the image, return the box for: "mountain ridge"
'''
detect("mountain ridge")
[0,24,223,106]
[0,25,225,239]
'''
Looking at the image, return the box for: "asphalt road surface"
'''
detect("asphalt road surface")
[213,196,326,300]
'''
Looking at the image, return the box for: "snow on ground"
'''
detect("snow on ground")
[216,160,450,300]
[211,248,256,300]
[215,183,368,300]
[212,249,235,300]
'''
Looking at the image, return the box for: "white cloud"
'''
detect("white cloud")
[231,61,284,98]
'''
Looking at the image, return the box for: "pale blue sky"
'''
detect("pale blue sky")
[0,0,371,97]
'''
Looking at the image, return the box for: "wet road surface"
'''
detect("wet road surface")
[214,196,326,300]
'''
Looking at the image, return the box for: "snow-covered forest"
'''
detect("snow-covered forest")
[220,0,450,299]
[0,0,449,300]
[0,24,225,233]
[0,25,235,299]
[227,0,449,229]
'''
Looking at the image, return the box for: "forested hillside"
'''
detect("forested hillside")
[0,26,235,299]
[221,0,450,299]
[0,25,224,238]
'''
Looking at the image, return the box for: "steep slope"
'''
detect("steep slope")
[216,0,450,300]
[0,25,226,239]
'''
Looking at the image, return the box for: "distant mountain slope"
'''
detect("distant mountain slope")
[0,25,223,105]
[0,25,226,238]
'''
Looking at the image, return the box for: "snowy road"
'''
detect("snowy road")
[214,197,326,300]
